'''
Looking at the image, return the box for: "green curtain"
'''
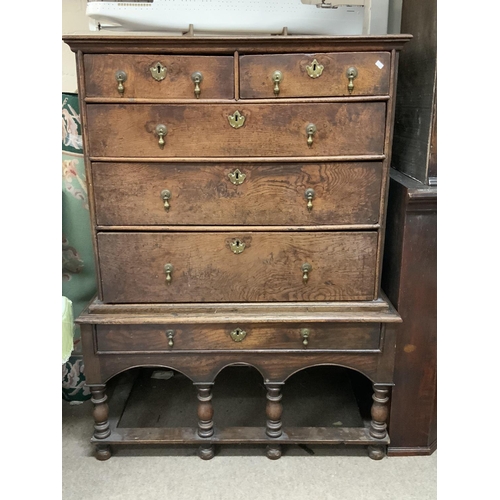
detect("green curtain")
[62,93,96,401]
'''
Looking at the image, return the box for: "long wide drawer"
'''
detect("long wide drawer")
[86,102,386,158]
[92,162,383,226]
[240,52,391,98]
[96,323,381,352]
[97,231,378,303]
[84,54,234,99]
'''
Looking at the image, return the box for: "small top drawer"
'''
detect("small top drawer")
[240,52,391,99]
[84,54,234,99]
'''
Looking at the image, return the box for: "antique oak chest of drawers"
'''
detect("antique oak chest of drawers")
[64,34,410,461]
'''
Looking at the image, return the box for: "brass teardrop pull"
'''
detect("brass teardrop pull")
[115,70,127,96]
[306,124,316,147]
[302,263,312,284]
[272,70,283,96]
[346,66,358,94]
[166,330,175,348]
[160,189,171,211]
[191,71,203,98]
[155,124,167,149]
[304,188,315,211]
[164,263,173,285]
[301,328,310,347]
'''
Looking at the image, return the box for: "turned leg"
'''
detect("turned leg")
[265,383,283,460]
[368,385,390,460]
[90,385,111,461]
[196,383,215,460]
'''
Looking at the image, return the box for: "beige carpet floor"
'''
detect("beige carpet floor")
[63,395,437,500]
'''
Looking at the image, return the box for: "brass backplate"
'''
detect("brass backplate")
[228,169,246,185]
[230,328,247,342]
[306,59,324,79]
[228,110,246,129]
[150,62,167,81]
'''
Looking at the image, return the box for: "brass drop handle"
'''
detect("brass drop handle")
[115,70,127,96]
[301,328,310,347]
[191,71,203,98]
[302,263,312,284]
[272,70,283,96]
[161,189,171,211]
[306,123,316,147]
[346,66,358,95]
[305,188,315,212]
[164,263,173,285]
[165,330,175,348]
[156,124,168,149]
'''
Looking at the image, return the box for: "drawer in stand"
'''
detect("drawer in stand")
[96,323,382,352]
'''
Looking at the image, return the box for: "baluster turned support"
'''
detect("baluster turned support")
[196,383,215,460]
[90,385,112,461]
[265,383,284,460]
[368,385,390,460]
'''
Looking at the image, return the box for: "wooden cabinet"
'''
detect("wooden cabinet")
[64,34,410,461]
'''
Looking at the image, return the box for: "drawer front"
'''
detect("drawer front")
[84,54,234,99]
[97,231,378,303]
[92,162,383,226]
[96,323,381,352]
[240,52,391,98]
[86,102,386,158]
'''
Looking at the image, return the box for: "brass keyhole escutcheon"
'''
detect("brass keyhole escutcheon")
[346,66,358,94]
[302,263,312,284]
[304,188,315,212]
[272,70,283,96]
[166,330,175,348]
[161,189,171,211]
[228,110,246,129]
[230,239,245,254]
[164,263,173,285]
[230,328,247,342]
[301,328,310,347]
[155,124,168,149]
[150,62,167,81]
[228,168,246,185]
[306,123,317,147]
[191,71,203,98]
[306,59,324,78]
[115,70,127,96]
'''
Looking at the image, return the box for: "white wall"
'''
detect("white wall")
[62,0,91,93]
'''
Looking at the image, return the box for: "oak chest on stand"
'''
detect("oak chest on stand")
[64,34,410,461]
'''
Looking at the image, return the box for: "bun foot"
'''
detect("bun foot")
[266,444,282,460]
[198,444,215,460]
[368,445,386,460]
[95,444,112,461]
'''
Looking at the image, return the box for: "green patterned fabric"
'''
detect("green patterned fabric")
[62,93,96,402]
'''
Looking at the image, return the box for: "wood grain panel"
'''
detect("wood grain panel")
[240,52,391,98]
[92,162,382,226]
[86,102,386,158]
[97,231,378,303]
[96,323,381,352]
[84,54,234,99]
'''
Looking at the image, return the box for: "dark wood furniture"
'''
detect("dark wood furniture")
[383,169,437,455]
[64,34,410,460]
